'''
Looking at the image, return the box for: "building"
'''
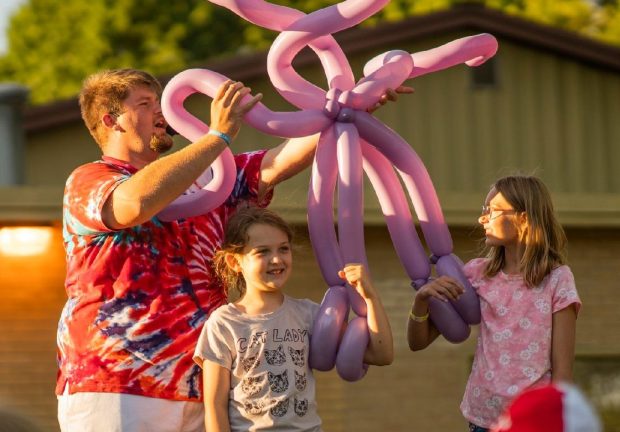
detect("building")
[1,4,619,431]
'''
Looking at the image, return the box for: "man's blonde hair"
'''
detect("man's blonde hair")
[483,175,567,287]
[79,69,162,149]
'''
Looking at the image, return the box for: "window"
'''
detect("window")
[470,55,498,88]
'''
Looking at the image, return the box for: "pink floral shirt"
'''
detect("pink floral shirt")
[460,258,581,428]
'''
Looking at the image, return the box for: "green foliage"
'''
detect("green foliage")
[483,0,620,46]
[0,0,619,105]
[597,0,620,45]
[0,0,247,104]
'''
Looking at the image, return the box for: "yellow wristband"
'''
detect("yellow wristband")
[409,310,429,323]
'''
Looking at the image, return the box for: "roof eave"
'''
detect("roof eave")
[22,3,620,134]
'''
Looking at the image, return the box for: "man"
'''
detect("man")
[57,68,407,432]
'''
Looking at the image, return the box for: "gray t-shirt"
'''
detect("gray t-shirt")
[194,295,322,432]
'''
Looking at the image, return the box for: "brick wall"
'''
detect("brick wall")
[0,226,65,432]
[0,224,617,431]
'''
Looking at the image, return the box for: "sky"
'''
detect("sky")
[0,0,26,54]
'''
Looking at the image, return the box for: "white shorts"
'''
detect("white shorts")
[57,386,204,432]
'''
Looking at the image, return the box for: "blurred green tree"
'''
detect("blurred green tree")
[0,0,618,105]
[0,0,248,103]
[483,0,620,43]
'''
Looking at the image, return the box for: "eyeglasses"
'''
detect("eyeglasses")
[480,205,518,220]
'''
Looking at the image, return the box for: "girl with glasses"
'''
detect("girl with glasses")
[407,175,581,432]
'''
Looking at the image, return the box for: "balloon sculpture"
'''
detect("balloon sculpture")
[158,0,498,381]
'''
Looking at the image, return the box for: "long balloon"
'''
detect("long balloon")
[161,0,498,379]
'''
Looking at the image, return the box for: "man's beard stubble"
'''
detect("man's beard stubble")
[149,133,174,154]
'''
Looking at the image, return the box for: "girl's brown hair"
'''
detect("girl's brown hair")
[483,175,567,287]
[214,206,294,297]
[79,69,162,149]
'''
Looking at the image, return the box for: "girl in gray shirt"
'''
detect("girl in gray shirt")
[194,207,393,431]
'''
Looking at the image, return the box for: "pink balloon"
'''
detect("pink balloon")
[267,0,389,109]
[362,33,499,80]
[157,70,236,221]
[410,33,498,77]
[158,68,332,221]
[340,50,414,110]
[355,112,454,255]
[167,0,500,376]
[210,0,356,103]
[307,127,344,287]
[335,122,367,268]
[361,141,430,285]
[163,69,331,139]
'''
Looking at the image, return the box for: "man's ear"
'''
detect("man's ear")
[103,113,126,133]
[224,253,242,273]
[102,113,117,129]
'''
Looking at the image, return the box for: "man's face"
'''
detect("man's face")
[116,86,173,155]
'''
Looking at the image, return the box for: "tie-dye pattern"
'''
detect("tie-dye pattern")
[57,152,270,401]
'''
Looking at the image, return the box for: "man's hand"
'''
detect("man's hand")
[210,80,262,139]
[367,85,414,113]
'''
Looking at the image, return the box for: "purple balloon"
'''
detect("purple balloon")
[436,254,481,325]
[310,285,349,371]
[361,141,430,282]
[428,298,471,344]
[335,122,367,268]
[307,127,344,287]
[267,0,390,109]
[211,0,356,107]
[158,68,332,221]
[336,316,370,382]
[162,0,499,377]
[346,285,368,318]
[355,112,453,256]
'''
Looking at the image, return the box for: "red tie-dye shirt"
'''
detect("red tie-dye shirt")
[57,151,271,401]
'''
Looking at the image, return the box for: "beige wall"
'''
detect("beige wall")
[3,20,619,432]
[22,32,620,194]
[1,224,618,431]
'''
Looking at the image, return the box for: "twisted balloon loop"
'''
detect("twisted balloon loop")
[159,0,498,381]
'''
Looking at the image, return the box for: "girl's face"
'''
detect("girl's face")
[478,188,524,248]
[233,223,292,294]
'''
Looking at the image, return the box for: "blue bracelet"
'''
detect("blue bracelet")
[208,129,231,146]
